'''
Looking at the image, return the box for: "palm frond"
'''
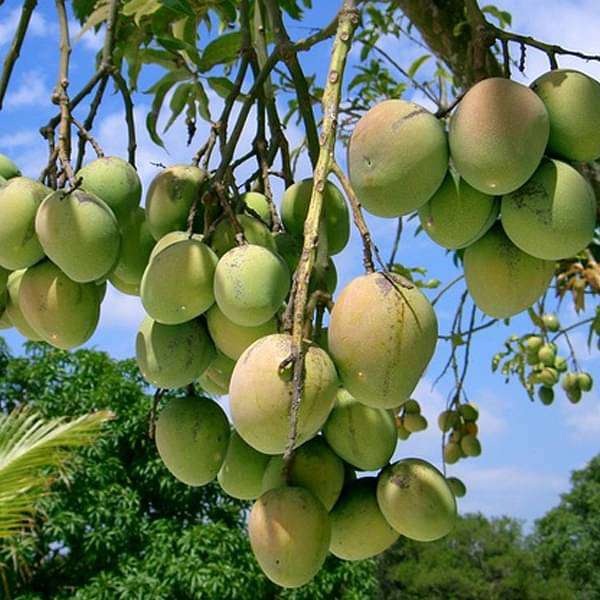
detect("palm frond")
[0,409,113,538]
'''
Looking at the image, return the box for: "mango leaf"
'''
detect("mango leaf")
[158,0,195,17]
[207,76,235,99]
[482,5,512,27]
[407,54,431,79]
[123,0,162,25]
[77,1,109,38]
[195,81,211,122]
[200,31,242,71]
[164,82,192,132]
[72,0,99,23]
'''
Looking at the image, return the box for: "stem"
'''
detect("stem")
[74,75,108,171]
[111,70,137,167]
[282,0,359,471]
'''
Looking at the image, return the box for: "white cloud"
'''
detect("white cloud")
[0,129,38,149]
[0,8,53,47]
[4,70,50,109]
[562,390,600,438]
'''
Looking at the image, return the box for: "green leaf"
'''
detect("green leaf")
[407,54,431,79]
[200,31,242,71]
[195,81,211,122]
[158,0,194,17]
[77,1,109,38]
[207,77,236,99]
[482,5,512,27]
[163,82,192,132]
[123,0,162,24]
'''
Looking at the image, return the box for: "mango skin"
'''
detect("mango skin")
[328,272,438,409]
[203,351,235,392]
[0,154,20,179]
[145,165,207,240]
[36,189,121,283]
[261,437,345,511]
[155,396,230,486]
[5,270,43,340]
[501,159,596,260]
[249,486,331,588]
[110,207,155,290]
[349,99,448,217]
[229,334,338,454]
[206,303,277,360]
[140,234,217,324]
[449,77,549,194]
[77,156,141,221]
[323,388,397,471]
[198,371,228,397]
[418,172,499,249]
[109,272,140,296]
[274,231,302,274]
[0,177,51,270]
[281,179,350,255]
[0,293,11,330]
[377,458,456,542]
[532,69,600,161]
[19,261,101,349]
[210,215,277,257]
[241,191,272,227]
[214,245,290,327]
[330,477,399,560]
[135,316,215,389]
[217,430,270,500]
[464,223,555,319]
[0,266,9,295]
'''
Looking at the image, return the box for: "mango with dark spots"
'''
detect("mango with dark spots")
[328,272,438,409]
[229,334,338,454]
[348,99,448,217]
[501,159,596,260]
[449,78,549,194]
[155,396,230,486]
[464,223,555,319]
[210,214,277,257]
[249,487,331,588]
[377,458,456,541]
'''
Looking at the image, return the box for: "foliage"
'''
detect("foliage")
[0,343,376,599]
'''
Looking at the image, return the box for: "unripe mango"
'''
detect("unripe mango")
[229,334,338,454]
[501,159,596,260]
[249,487,331,588]
[0,177,51,269]
[261,437,345,511]
[281,179,350,255]
[532,69,600,161]
[0,154,20,179]
[274,231,301,273]
[449,78,549,194]
[446,476,467,498]
[141,233,217,324]
[36,189,120,283]
[145,165,207,240]
[349,99,448,217]
[19,261,101,349]
[0,266,8,295]
[5,270,42,340]
[218,430,270,500]
[330,477,399,560]
[77,156,141,220]
[377,458,456,541]
[464,224,554,319]
[155,396,229,486]
[328,272,438,408]
[210,214,277,257]
[214,245,290,327]
[203,351,235,393]
[418,172,499,249]
[322,388,397,471]
[135,316,215,389]
[198,371,228,397]
[109,272,139,296]
[241,191,272,227]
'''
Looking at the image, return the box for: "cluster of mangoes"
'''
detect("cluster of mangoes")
[438,403,482,465]
[349,69,600,320]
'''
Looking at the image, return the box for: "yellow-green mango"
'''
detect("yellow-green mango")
[145,165,207,240]
[241,191,272,226]
[377,458,456,541]
[36,189,120,283]
[210,215,277,257]
[249,487,331,588]
[0,266,8,295]
[449,77,549,194]
[501,159,596,260]
[217,430,270,500]
[135,316,215,389]
[348,99,448,217]
[261,437,345,511]
[0,177,50,269]
[155,396,229,486]
[214,245,290,327]
[77,156,141,220]
[0,293,11,329]
[464,223,555,318]
[203,351,235,393]
[229,334,338,454]
[198,370,228,397]
[532,69,600,161]
[19,261,100,349]
[281,179,350,255]
[330,477,399,560]
[418,171,499,249]
[274,231,301,273]
[206,303,277,360]
[323,388,397,471]
[0,154,20,179]
[328,272,438,409]
[5,270,43,340]
[141,233,217,324]
[109,272,139,296]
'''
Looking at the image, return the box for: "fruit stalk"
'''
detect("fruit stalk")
[282,0,359,471]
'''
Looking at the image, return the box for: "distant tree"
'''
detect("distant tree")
[0,343,376,599]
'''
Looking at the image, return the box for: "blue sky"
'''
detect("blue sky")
[0,0,599,528]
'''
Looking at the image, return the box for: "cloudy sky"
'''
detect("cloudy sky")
[1,0,599,528]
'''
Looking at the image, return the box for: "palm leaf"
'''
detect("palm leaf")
[0,409,113,538]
